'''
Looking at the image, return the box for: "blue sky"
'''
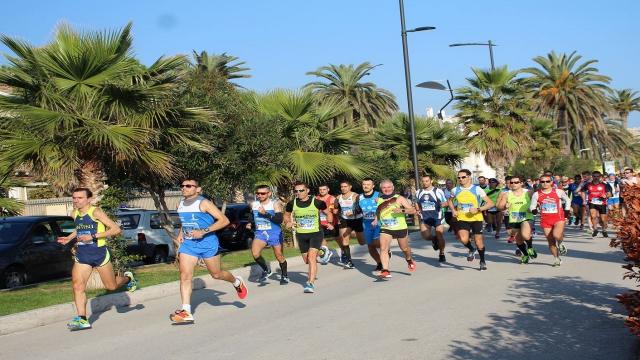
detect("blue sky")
[2,0,638,127]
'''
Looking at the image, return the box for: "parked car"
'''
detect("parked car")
[217,203,253,250]
[0,216,75,288]
[116,209,180,264]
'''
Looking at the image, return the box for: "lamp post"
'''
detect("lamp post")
[449,41,497,70]
[416,80,454,120]
[399,0,435,192]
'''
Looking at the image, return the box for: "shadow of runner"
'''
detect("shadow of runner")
[88,292,145,323]
[191,286,246,314]
[446,276,636,360]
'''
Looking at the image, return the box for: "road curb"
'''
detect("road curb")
[0,243,343,336]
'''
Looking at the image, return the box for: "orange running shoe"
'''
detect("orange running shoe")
[234,276,248,299]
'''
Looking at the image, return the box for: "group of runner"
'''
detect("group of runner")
[58,167,638,329]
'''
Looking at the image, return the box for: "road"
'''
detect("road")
[1,226,636,360]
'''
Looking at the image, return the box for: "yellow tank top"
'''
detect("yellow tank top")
[453,186,484,222]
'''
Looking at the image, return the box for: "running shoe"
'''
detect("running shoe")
[520,255,530,264]
[378,270,392,279]
[344,260,355,269]
[303,282,315,293]
[234,276,248,299]
[558,242,568,256]
[592,229,598,237]
[479,261,487,271]
[438,254,446,263]
[431,239,439,251]
[67,316,91,331]
[602,231,609,238]
[552,257,562,267]
[527,247,538,259]
[407,259,416,272]
[323,248,333,264]
[466,248,476,262]
[124,271,137,292]
[507,235,515,244]
[317,247,326,258]
[338,253,346,266]
[494,233,500,240]
[279,276,290,285]
[170,309,194,323]
[375,263,383,271]
[579,224,584,230]
[259,268,273,282]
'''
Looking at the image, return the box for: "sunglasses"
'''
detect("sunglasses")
[457,176,468,179]
[624,171,632,174]
[255,192,269,195]
[510,181,521,184]
[294,189,306,193]
[540,180,552,183]
[180,184,196,189]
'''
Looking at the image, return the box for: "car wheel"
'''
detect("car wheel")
[3,266,27,289]
[153,247,169,264]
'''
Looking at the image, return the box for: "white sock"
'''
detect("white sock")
[182,304,191,313]
[233,276,241,287]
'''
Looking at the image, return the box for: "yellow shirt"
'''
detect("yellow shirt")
[453,185,485,222]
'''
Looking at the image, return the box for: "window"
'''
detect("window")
[55,219,75,236]
[0,222,29,244]
[150,213,163,229]
[31,223,55,243]
[116,214,141,230]
[239,207,251,221]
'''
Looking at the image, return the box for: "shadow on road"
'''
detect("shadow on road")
[446,276,635,360]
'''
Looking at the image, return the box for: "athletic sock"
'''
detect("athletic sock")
[464,242,475,252]
[254,255,269,272]
[478,248,486,262]
[279,260,288,277]
[79,315,87,321]
[182,304,191,313]
[233,277,241,287]
[342,245,352,261]
[525,239,533,248]
[517,243,528,255]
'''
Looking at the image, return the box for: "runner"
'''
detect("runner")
[357,178,383,270]
[502,175,516,243]
[285,181,333,293]
[567,174,585,228]
[497,176,536,264]
[374,179,417,278]
[315,184,336,264]
[333,181,363,269]
[247,185,288,284]
[449,169,495,271]
[476,176,490,231]
[605,173,621,212]
[530,174,571,266]
[415,175,447,262]
[484,178,502,240]
[579,171,594,232]
[443,179,458,237]
[56,188,137,330]
[582,171,613,238]
[169,179,247,323]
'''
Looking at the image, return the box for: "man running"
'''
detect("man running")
[169,179,247,323]
[582,171,613,238]
[358,178,383,270]
[497,176,536,264]
[374,179,417,278]
[415,175,447,262]
[247,185,288,284]
[443,179,458,236]
[530,174,571,266]
[333,181,363,269]
[502,175,516,243]
[315,184,336,264]
[567,174,585,228]
[485,178,502,239]
[605,173,621,212]
[285,181,333,293]
[449,169,494,271]
[57,188,137,331]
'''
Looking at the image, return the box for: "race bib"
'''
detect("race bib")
[319,212,327,221]
[297,218,315,230]
[541,201,558,214]
[381,217,398,227]
[510,211,526,222]
[363,212,376,220]
[591,198,603,205]
[422,200,436,211]
[255,221,272,231]
[460,203,474,213]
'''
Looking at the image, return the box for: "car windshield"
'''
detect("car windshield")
[0,222,30,244]
[116,214,141,230]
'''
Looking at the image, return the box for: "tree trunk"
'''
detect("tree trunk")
[76,159,106,199]
[232,187,245,203]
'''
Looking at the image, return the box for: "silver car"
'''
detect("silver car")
[116,209,180,263]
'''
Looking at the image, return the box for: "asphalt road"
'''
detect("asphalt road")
[1,226,636,360]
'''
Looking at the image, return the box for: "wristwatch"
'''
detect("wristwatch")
[91,233,97,241]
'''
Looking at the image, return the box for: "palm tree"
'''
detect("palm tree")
[608,89,640,128]
[454,66,535,179]
[247,89,374,190]
[0,175,22,216]
[373,113,467,185]
[190,51,250,85]
[305,62,398,129]
[521,51,612,155]
[522,118,563,171]
[0,23,212,195]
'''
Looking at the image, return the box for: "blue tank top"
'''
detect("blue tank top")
[251,200,282,240]
[178,196,216,241]
[358,191,380,222]
[416,188,445,219]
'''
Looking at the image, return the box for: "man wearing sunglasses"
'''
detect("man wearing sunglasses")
[581,171,613,238]
[449,169,494,271]
[358,177,384,271]
[285,182,332,293]
[530,175,571,266]
[170,179,247,324]
[497,176,536,264]
[247,185,288,284]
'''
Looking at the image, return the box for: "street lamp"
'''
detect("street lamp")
[449,41,497,70]
[399,0,435,193]
[416,80,454,120]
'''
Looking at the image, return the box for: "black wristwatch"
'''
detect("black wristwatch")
[91,233,97,241]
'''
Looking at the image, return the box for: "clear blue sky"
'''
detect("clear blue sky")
[2,0,638,127]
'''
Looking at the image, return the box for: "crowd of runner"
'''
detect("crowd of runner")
[58,167,639,329]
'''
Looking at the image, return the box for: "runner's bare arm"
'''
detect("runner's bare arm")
[479,195,493,212]
[397,196,416,214]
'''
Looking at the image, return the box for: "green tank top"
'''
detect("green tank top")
[486,188,501,210]
[376,195,408,230]
[507,191,533,223]
[292,198,320,234]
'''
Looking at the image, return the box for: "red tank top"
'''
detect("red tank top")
[536,189,563,218]
[587,183,607,205]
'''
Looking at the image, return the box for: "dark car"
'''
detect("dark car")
[217,203,253,251]
[0,216,76,288]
